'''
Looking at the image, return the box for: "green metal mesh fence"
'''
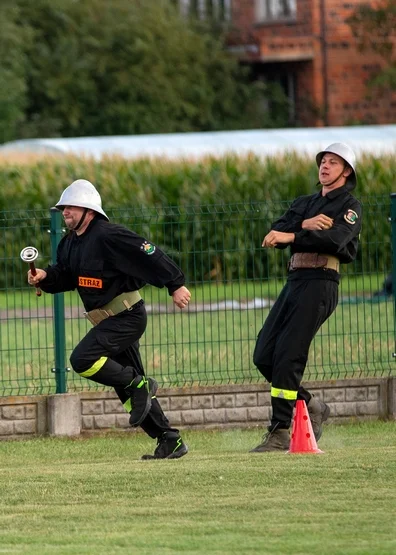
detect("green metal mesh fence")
[0,197,395,396]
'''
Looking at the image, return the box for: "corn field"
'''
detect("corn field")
[0,153,393,289]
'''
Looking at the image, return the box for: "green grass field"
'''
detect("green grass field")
[0,422,395,554]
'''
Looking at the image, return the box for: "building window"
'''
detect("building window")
[255,0,297,22]
[179,0,232,21]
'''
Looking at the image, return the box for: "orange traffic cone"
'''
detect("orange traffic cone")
[288,400,324,454]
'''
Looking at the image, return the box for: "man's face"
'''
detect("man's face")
[61,205,86,230]
[319,152,351,186]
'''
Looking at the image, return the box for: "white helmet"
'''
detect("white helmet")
[55,179,109,220]
[316,143,357,188]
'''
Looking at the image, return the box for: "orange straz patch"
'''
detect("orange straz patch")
[78,277,103,288]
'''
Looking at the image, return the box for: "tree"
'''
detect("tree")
[4,0,288,140]
[0,3,30,143]
[348,0,396,92]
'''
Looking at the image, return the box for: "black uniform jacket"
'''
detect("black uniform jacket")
[271,184,362,263]
[39,217,185,311]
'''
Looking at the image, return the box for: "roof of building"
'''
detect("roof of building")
[1,125,396,160]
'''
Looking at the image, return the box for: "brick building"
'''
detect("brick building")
[178,0,395,127]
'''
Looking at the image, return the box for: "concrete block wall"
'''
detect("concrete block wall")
[0,396,48,437]
[0,378,394,439]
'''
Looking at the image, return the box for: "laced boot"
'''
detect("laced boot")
[141,431,188,460]
[124,376,158,427]
[307,396,330,441]
[249,428,290,452]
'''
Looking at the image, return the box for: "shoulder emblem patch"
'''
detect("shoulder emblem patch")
[140,241,156,255]
[344,209,358,225]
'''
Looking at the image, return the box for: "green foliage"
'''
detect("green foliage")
[0,3,30,143]
[0,152,394,209]
[348,0,396,92]
[0,153,321,210]
[0,0,289,141]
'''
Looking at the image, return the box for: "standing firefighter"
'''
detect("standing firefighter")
[27,179,191,459]
[251,143,362,452]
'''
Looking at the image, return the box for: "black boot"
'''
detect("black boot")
[307,396,330,441]
[142,431,188,460]
[249,428,290,452]
[124,376,158,427]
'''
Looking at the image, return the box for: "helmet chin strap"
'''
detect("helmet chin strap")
[317,165,347,188]
[72,208,89,232]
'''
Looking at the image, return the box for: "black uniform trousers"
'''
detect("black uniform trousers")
[69,301,177,438]
[253,273,338,429]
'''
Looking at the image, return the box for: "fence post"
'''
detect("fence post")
[50,208,67,394]
[391,194,396,356]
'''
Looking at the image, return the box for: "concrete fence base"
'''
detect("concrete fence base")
[0,377,395,439]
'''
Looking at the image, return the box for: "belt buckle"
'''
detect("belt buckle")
[84,308,110,326]
[84,310,99,326]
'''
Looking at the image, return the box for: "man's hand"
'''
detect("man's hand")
[302,214,334,231]
[262,231,295,248]
[27,268,47,286]
[172,285,191,309]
